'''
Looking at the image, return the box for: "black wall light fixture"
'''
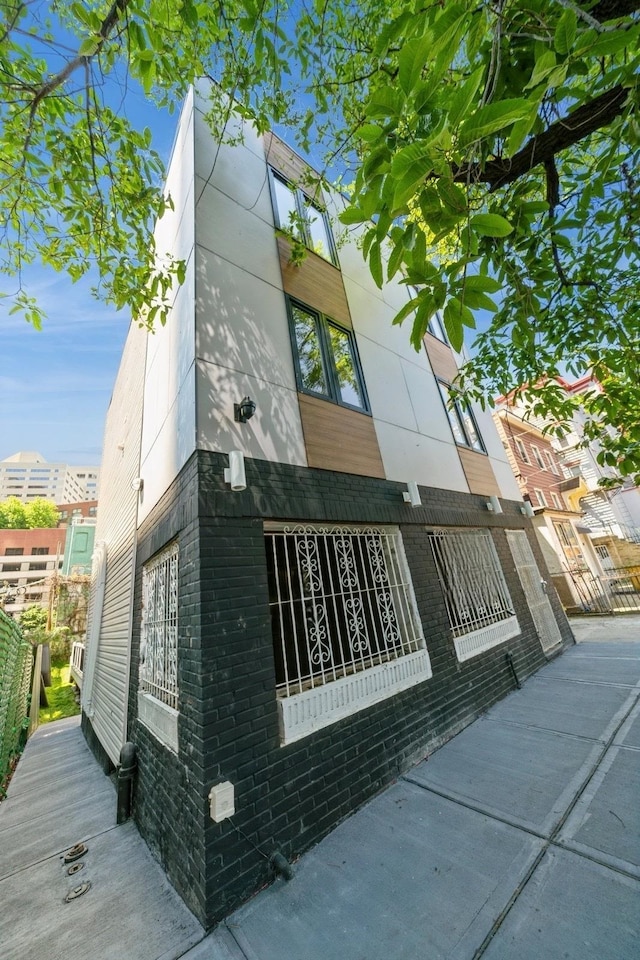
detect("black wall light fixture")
[234,396,256,423]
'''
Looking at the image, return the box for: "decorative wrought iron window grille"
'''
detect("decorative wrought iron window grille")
[139,541,178,710]
[428,529,519,661]
[265,523,428,701]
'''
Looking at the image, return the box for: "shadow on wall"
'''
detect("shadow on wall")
[195,247,306,466]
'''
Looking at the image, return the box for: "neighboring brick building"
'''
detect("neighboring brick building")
[83,84,573,928]
[0,527,64,617]
[493,407,605,609]
[57,500,98,525]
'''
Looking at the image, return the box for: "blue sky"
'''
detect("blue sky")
[0,272,130,465]
[0,26,178,468]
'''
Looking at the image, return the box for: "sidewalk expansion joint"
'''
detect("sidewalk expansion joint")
[399,774,548,842]
[541,676,639,689]
[470,686,640,958]
[547,837,640,883]
[481,715,606,744]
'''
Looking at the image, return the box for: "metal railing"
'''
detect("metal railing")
[564,564,640,613]
[0,609,33,787]
[69,641,85,688]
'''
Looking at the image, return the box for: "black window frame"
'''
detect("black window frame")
[286,297,371,414]
[437,380,486,454]
[268,168,339,267]
[427,312,448,344]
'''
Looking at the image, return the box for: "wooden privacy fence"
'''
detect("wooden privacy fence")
[0,609,33,787]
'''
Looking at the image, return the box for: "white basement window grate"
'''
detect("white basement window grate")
[265,523,431,742]
[428,529,520,661]
[139,541,178,710]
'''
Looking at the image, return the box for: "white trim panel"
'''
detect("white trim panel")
[454,615,521,662]
[278,649,432,745]
[138,692,179,754]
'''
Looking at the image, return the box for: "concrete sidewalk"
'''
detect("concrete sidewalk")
[2,617,639,960]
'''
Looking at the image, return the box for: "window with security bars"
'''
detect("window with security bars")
[265,524,425,699]
[139,541,178,709]
[428,529,519,661]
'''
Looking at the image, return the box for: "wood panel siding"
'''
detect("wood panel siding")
[424,335,459,383]
[298,393,385,478]
[458,448,501,497]
[263,132,323,200]
[277,235,350,326]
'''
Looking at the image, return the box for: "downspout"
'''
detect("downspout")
[116,741,137,823]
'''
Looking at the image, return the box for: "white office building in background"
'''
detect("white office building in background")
[0,452,100,503]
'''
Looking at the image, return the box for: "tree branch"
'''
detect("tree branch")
[589,0,640,21]
[454,84,629,190]
[29,0,130,117]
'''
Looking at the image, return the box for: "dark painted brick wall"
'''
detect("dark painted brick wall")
[125,450,573,927]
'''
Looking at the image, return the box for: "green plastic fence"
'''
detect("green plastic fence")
[0,609,33,787]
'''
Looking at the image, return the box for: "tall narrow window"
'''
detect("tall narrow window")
[328,324,365,408]
[514,438,530,464]
[270,170,337,265]
[438,382,485,453]
[545,450,560,474]
[534,489,548,507]
[427,312,448,343]
[531,445,546,469]
[138,541,179,752]
[291,304,328,396]
[428,529,520,661]
[304,198,334,261]
[139,541,178,709]
[272,176,301,239]
[288,298,369,412]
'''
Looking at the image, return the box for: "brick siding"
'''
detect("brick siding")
[122,450,573,927]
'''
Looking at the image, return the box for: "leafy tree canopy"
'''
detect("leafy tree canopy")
[0,497,59,528]
[18,603,48,636]
[1,0,638,476]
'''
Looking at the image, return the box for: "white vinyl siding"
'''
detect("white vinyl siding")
[83,323,146,765]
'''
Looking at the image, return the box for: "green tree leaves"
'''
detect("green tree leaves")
[0,498,59,529]
[1,0,639,479]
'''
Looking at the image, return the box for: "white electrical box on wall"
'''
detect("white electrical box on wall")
[209,782,235,822]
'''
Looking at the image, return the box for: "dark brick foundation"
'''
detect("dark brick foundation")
[123,450,574,927]
[81,712,115,776]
